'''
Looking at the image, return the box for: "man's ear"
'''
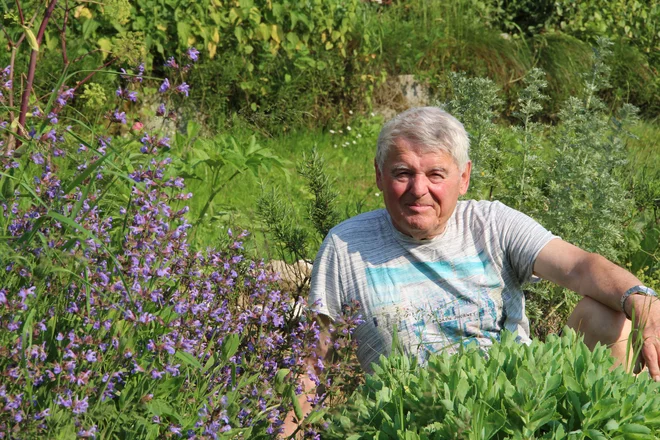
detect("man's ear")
[375,159,384,191]
[459,161,472,195]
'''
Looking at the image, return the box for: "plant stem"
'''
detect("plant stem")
[16,0,58,151]
[15,0,26,25]
[60,0,70,67]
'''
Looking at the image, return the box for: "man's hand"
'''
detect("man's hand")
[625,294,660,381]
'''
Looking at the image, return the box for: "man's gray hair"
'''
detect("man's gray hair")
[376,107,470,171]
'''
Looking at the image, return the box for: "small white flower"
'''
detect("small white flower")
[329,129,335,134]
[375,192,380,196]
[352,140,357,145]
[339,130,343,134]
[349,110,353,115]
[371,112,375,117]
[333,144,338,148]
[357,134,362,138]
[346,126,352,131]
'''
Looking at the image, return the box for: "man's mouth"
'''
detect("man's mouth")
[406,203,433,212]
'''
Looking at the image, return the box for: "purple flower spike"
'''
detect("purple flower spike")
[176,83,190,97]
[72,396,89,414]
[56,88,75,107]
[156,103,166,116]
[112,110,127,124]
[159,78,170,93]
[165,57,179,69]
[187,47,200,62]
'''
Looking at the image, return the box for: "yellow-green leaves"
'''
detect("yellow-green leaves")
[22,26,39,52]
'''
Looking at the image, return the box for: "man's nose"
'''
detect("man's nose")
[408,174,429,197]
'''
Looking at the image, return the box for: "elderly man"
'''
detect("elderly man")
[282,106,658,436]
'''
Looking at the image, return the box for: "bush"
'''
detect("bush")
[0,41,363,438]
[326,328,660,439]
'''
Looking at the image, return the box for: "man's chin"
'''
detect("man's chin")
[398,219,440,240]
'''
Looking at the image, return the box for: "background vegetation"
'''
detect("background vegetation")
[1,0,659,437]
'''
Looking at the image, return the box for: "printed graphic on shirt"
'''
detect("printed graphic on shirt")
[363,252,502,360]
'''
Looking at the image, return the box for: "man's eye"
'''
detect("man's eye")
[430,173,445,181]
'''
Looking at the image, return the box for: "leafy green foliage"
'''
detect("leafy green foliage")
[327,329,660,439]
[297,149,341,240]
[171,121,288,239]
[257,148,342,266]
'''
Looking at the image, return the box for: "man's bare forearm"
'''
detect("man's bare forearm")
[534,239,641,313]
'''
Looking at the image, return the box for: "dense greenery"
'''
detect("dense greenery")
[0,0,659,438]
[328,329,660,439]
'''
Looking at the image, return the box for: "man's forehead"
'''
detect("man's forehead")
[385,143,454,164]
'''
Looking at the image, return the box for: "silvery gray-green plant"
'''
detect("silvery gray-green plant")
[510,67,549,214]
[443,72,503,200]
[544,38,634,263]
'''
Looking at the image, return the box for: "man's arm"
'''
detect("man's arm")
[533,239,660,379]
[281,314,333,438]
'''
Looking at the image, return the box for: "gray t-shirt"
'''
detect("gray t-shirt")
[309,200,557,372]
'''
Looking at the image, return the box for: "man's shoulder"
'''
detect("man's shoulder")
[327,209,390,241]
[455,199,511,221]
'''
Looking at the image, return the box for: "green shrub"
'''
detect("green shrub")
[326,328,660,439]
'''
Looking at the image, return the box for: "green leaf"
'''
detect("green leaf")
[290,388,304,421]
[175,351,203,369]
[605,419,620,430]
[221,334,240,361]
[274,368,291,393]
[23,26,39,51]
[619,423,651,435]
[584,429,608,440]
[305,409,326,425]
[63,151,114,194]
[203,354,217,373]
[177,21,191,47]
[146,399,175,417]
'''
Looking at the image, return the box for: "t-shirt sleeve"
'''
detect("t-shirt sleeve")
[493,202,558,284]
[308,234,344,321]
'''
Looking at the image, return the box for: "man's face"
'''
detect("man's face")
[375,138,471,240]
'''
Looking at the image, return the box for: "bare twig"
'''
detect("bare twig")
[72,49,108,64]
[15,0,26,25]
[61,0,70,66]
[71,57,118,94]
[15,0,59,151]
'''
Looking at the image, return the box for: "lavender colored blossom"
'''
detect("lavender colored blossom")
[0,95,362,437]
[164,57,179,69]
[159,78,170,93]
[111,110,127,124]
[176,83,190,97]
[56,88,75,107]
[85,350,97,363]
[186,47,200,62]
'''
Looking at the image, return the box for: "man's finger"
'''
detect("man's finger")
[642,338,660,381]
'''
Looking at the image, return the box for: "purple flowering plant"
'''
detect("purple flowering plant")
[0,45,362,439]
